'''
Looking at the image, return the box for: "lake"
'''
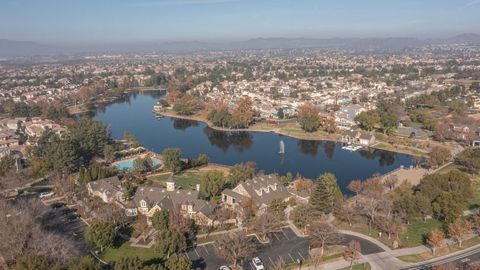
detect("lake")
[93,91,414,192]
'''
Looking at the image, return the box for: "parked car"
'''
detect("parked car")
[39,191,55,199]
[252,257,265,270]
[219,266,232,270]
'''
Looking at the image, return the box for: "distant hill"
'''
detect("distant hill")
[0,39,55,57]
[1,34,479,57]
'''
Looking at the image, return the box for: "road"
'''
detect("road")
[186,228,386,270]
[405,248,480,270]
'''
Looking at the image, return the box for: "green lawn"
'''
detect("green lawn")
[101,242,162,263]
[148,172,203,189]
[338,263,371,270]
[399,219,444,248]
[397,254,424,263]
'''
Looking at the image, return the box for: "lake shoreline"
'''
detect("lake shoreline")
[156,109,427,157]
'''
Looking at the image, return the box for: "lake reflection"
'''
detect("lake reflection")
[94,91,413,192]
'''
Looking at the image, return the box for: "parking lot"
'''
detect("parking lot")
[40,200,89,253]
[187,227,386,270]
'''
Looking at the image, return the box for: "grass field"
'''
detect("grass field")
[102,242,162,263]
[148,171,203,189]
[399,219,444,248]
[397,254,424,263]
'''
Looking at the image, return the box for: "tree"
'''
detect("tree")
[200,170,225,199]
[355,110,379,131]
[308,222,342,257]
[231,96,254,128]
[84,222,117,252]
[114,256,144,270]
[277,108,285,119]
[249,213,282,241]
[343,241,362,270]
[215,232,256,268]
[448,218,472,247]
[375,216,401,240]
[427,146,451,168]
[133,157,152,173]
[384,175,399,191]
[154,228,187,258]
[164,256,192,270]
[298,102,320,132]
[151,210,170,231]
[67,256,102,270]
[162,148,182,174]
[455,148,480,173]
[0,156,14,176]
[432,192,463,222]
[380,112,398,134]
[427,229,444,255]
[310,173,342,214]
[290,204,315,231]
[13,253,50,270]
[347,179,363,197]
[70,117,110,162]
[335,204,356,227]
[267,198,287,217]
[228,162,256,185]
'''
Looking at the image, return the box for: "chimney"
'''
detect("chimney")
[166,181,175,192]
[196,184,200,191]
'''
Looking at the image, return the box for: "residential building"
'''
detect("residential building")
[87,176,126,204]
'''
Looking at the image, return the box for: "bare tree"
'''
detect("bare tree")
[375,216,402,240]
[215,232,256,268]
[384,175,399,191]
[308,222,342,257]
[248,213,282,241]
[343,240,362,270]
[0,198,80,265]
[335,204,356,227]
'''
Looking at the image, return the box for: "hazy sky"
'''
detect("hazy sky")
[1,0,480,44]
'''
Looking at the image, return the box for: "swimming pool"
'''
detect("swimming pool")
[115,158,161,170]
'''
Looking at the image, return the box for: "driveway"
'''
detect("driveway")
[187,227,386,270]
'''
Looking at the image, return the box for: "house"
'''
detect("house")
[472,128,480,147]
[340,130,360,144]
[359,133,375,146]
[87,176,125,204]
[221,174,293,214]
[128,179,218,226]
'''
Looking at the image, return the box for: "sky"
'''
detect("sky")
[1,0,480,45]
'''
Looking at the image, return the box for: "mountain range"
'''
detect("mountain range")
[1,34,480,57]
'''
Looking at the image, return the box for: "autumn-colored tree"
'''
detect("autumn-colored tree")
[347,179,363,197]
[427,146,451,168]
[231,96,254,128]
[343,241,362,270]
[427,229,445,255]
[293,178,314,193]
[165,90,183,104]
[298,102,320,132]
[448,218,472,247]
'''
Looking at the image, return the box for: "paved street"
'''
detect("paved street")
[405,247,480,270]
[187,228,386,270]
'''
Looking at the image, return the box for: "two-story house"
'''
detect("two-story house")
[221,174,292,214]
[87,176,126,204]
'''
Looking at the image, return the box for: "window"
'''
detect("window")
[140,200,146,208]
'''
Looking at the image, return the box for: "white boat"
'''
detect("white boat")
[279,140,285,154]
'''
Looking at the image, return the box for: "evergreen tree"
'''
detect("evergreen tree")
[310,173,342,214]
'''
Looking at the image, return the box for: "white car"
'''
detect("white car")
[252,257,265,270]
[219,266,232,270]
[39,191,55,199]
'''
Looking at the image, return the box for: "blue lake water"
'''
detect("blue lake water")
[94,91,414,192]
